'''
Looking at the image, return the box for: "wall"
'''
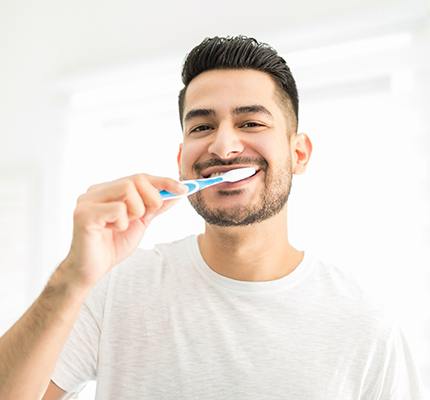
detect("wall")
[1,0,429,395]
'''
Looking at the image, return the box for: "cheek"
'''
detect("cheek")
[180,141,205,170]
[252,138,278,164]
[252,137,290,172]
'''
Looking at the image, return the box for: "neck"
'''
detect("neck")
[198,206,303,282]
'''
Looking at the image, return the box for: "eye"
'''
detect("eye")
[189,125,212,134]
[241,122,263,128]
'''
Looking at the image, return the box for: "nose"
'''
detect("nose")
[207,124,244,159]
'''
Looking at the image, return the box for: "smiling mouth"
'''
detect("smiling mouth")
[215,169,263,189]
[204,171,229,178]
[201,167,260,179]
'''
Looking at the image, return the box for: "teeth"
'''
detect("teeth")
[208,172,224,178]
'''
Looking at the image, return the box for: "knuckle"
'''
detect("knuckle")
[146,193,163,210]
[86,184,97,193]
[134,174,149,190]
[122,180,136,196]
[134,176,161,205]
[73,204,87,222]
[132,200,145,216]
[134,173,148,181]
[76,193,89,204]
[116,201,128,215]
[126,202,143,219]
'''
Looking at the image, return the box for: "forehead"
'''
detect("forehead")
[183,69,279,117]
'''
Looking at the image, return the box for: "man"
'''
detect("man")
[0,36,424,399]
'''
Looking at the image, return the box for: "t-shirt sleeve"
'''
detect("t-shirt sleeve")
[50,272,111,394]
[374,322,425,400]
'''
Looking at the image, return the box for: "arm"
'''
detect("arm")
[0,262,90,400]
[0,173,187,399]
[42,380,67,400]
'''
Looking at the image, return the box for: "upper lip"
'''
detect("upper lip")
[200,165,260,178]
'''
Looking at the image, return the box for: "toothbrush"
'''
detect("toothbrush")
[159,167,256,200]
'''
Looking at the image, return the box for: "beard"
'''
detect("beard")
[187,157,292,227]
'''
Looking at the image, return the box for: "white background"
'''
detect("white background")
[1,0,429,397]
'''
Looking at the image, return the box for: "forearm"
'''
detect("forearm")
[0,260,91,399]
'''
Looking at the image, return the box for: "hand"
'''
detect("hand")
[63,173,188,289]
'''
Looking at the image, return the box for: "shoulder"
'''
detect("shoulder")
[308,255,397,338]
[311,258,425,398]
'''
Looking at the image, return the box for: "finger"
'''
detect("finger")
[80,175,187,203]
[80,179,134,203]
[139,196,181,225]
[143,174,189,194]
[74,201,129,232]
[81,181,146,221]
[124,189,146,220]
[132,174,188,214]
[132,175,165,218]
[77,174,188,226]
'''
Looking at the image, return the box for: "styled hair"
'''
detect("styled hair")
[178,35,299,133]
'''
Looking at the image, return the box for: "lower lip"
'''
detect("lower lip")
[214,169,262,190]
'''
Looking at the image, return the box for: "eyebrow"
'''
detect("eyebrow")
[184,104,273,123]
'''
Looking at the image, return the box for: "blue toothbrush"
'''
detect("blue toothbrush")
[159,167,257,200]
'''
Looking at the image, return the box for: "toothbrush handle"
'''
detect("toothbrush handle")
[159,176,224,200]
[159,182,197,200]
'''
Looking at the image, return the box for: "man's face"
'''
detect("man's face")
[178,68,296,226]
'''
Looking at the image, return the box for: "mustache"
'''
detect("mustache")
[193,157,268,174]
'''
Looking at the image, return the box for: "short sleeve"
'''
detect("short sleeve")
[51,272,111,394]
[374,322,425,400]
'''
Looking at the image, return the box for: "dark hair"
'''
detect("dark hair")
[178,35,299,133]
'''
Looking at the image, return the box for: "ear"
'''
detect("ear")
[291,133,312,174]
[177,143,183,177]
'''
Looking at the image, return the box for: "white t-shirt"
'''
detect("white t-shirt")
[51,235,424,399]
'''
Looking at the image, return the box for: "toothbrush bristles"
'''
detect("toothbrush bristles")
[223,167,256,182]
